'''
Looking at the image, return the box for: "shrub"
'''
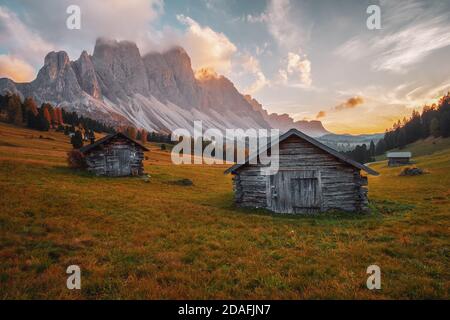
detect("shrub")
[67,150,86,169]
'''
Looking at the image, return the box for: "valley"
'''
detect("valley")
[0,122,448,299]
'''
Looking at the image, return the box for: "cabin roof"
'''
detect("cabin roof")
[386,152,411,158]
[224,128,379,176]
[79,132,149,154]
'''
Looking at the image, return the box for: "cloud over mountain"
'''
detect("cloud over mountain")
[335,96,365,111]
[0,38,329,137]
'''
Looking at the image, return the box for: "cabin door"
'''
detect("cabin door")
[110,149,131,176]
[116,149,131,176]
[268,170,321,213]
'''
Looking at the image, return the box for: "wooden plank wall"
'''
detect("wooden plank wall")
[233,135,369,213]
[84,137,145,177]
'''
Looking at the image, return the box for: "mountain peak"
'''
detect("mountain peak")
[93,38,141,62]
[0,38,330,137]
[166,45,188,55]
[80,50,90,59]
[163,46,192,69]
[94,37,137,48]
[44,51,70,69]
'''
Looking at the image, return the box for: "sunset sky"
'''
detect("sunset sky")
[1,0,450,134]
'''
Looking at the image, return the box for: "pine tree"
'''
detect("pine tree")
[369,140,375,157]
[42,105,52,125]
[58,108,64,124]
[430,118,440,137]
[26,110,37,129]
[22,97,38,125]
[136,130,142,141]
[71,130,84,149]
[126,126,137,140]
[375,139,386,155]
[23,97,38,115]
[36,110,50,131]
[140,129,147,144]
[52,108,59,125]
[6,94,22,125]
[397,129,407,148]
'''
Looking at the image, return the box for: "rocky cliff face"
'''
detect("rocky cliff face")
[22,51,83,103]
[71,51,102,99]
[0,38,329,136]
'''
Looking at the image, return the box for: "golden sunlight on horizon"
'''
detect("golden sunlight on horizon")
[311,94,445,135]
[0,55,36,83]
[324,122,392,135]
[322,110,418,135]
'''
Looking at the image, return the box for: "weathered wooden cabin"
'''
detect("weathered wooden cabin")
[387,152,411,166]
[79,132,148,177]
[224,129,379,214]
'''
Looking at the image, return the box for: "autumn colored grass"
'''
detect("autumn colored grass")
[0,122,448,299]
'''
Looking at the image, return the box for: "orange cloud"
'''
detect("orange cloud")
[0,55,35,82]
[195,67,219,81]
[316,110,326,119]
[335,96,364,111]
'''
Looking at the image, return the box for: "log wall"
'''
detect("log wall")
[84,137,145,177]
[233,136,369,213]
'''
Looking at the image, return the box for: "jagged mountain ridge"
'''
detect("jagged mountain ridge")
[0,38,329,136]
[243,95,329,137]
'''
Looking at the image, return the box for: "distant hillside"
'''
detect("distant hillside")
[318,133,384,151]
[375,136,450,161]
[243,95,330,137]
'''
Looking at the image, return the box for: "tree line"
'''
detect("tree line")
[344,93,450,163]
[0,93,175,150]
[0,93,116,133]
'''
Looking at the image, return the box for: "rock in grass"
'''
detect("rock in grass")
[169,178,193,186]
[399,167,425,176]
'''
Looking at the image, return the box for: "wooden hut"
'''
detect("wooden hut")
[387,152,411,166]
[224,129,379,214]
[79,132,149,177]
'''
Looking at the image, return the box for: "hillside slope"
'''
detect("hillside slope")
[0,123,448,299]
[376,136,450,160]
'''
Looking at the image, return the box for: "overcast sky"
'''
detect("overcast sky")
[1,0,450,134]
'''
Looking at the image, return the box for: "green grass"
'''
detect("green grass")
[0,122,449,299]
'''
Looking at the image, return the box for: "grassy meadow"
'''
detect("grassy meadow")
[0,122,448,299]
[375,136,450,161]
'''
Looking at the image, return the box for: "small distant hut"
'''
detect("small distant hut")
[79,132,149,177]
[224,129,379,214]
[387,152,412,167]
